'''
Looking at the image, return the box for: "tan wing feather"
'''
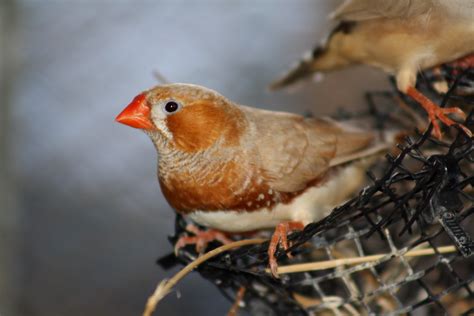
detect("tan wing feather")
[436,0,474,20]
[243,107,376,192]
[242,107,323,192]
[331,0,433,21]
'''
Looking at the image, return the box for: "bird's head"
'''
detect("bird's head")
[116,84,245,153]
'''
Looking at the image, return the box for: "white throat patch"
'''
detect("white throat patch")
[150,103,173,140]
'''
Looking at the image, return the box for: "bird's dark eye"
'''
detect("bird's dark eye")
[164,101,180,113]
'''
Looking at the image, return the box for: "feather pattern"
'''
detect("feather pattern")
[332,0,432,21]
[242,107,375,192]
[332,0,474,22]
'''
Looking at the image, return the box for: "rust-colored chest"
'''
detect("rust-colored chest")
[158,154,328,215]
[159,157,267,214]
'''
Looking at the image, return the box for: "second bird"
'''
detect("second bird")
[270,0,474,139]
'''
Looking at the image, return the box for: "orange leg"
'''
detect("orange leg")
[174,224,233,255]
[227,286,246,316]
[406,87,472,139]
[268,221,305,278]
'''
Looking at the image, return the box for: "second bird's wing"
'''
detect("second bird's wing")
[331,0,434,22]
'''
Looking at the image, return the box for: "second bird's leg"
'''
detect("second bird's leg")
[268,221,305,278]
[406,86,471,139]
[174,224,233,255]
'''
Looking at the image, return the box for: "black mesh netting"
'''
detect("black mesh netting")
[158,68,474,315]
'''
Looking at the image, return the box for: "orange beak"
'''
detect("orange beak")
[115,93,155,129]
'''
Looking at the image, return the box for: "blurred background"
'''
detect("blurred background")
[0,1,390,315]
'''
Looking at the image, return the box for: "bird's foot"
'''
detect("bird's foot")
[406,87,472,139]
[268,221,305,278]
[174,224,233,255]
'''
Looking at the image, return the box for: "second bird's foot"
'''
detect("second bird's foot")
[425,105,471,139]
[406,87,472,139]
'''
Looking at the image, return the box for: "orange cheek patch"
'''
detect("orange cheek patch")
[166,102,243,152]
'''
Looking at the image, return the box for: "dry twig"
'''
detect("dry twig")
[269,245,457,275]
[143,238,265,316]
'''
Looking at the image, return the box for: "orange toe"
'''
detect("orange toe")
[268,221,304,278]
[175,224,233,255]
[406,87,471,139]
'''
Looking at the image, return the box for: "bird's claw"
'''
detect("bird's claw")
[174,224,233,256]
[406,87,472,139]
[426,105,471,139]
[268,221,305,278]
